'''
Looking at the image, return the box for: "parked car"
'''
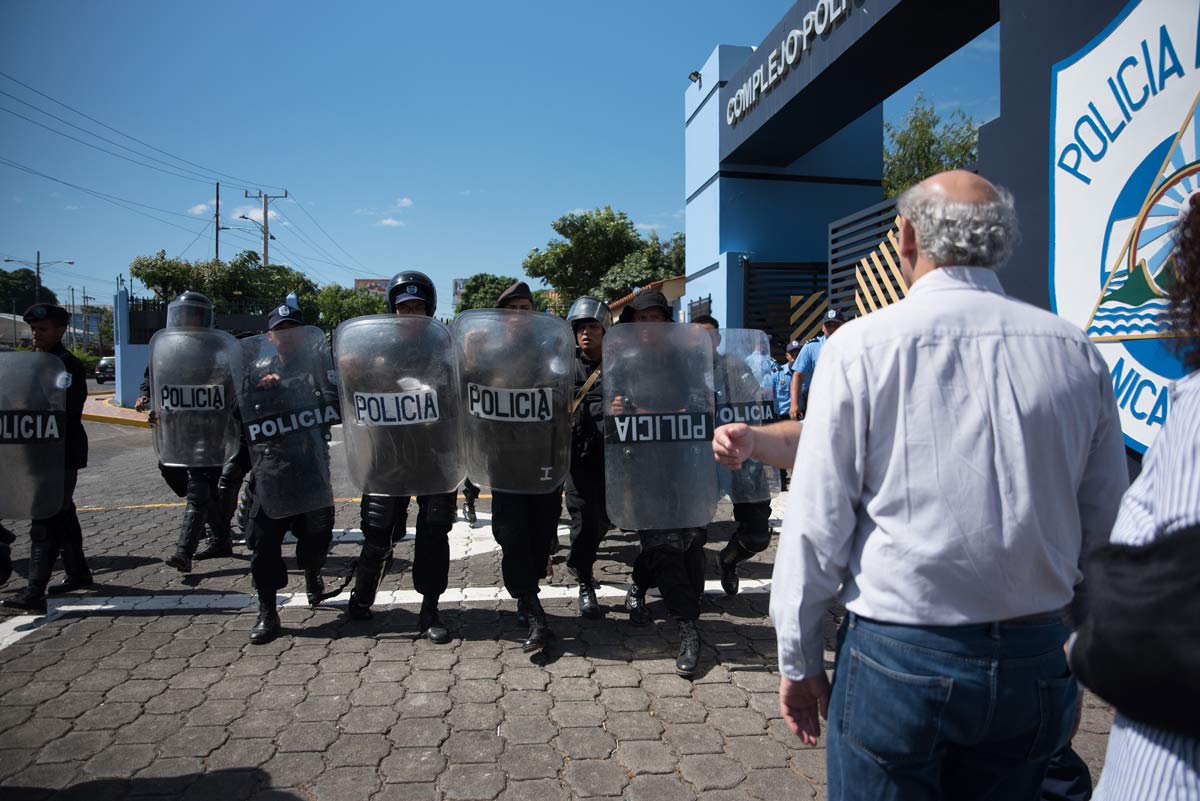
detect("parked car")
[95,356,115,384]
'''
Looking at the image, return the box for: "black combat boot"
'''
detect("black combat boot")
[718,540,751,597]
[52,528,93,594]
[346,554,386,620]
[624,582,649,626]
[675,619,701,678]
[0,542,10,587]
[249,595,281,644]
[3,538,52,614]
[462,498,477,525]
[305,569,326,607]
[194,529,233,561]
[166,504,206,573]
[577,573,602,619]
[521,594,554,654]
[419,596,450,644]
[516,596,530,628]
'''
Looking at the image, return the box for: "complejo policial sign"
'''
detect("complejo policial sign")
[1050,0,1199,452]
[725,0,851,127]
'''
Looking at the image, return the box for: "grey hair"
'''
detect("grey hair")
[896,182,1021,269]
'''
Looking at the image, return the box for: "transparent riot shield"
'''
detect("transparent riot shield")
[149,328,241,468]
[238,325,340,518]
[713,328,777,504]
[334,314,465,496]
[603,323,719,530]
[0,352,68,519]
[451,309,573,493]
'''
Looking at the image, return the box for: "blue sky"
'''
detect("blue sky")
[0,2,998,308]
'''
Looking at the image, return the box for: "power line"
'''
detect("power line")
[0,154,200,219]
[286,192,372,274]
[177,217,214,259]
[0,105,219,187]
[0,88,257,192]
[0,70,287,191]
[0,157,208,236]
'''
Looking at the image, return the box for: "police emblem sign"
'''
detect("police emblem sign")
[1050,0,1200,452]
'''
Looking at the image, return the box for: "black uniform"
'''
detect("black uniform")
[564,349,608,583]
[491,488,563,598]
[243,352,338,607]
[6,342,90,606]
[143,366,228,569]
[349,491,454,612]
[624,342,710,623]
[711,353,772,576]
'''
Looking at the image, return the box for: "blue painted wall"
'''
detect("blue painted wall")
[682,42,883,328]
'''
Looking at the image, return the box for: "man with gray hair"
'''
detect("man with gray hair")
[768,170,1128,800]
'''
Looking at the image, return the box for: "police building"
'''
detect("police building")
[679,0,1198,454]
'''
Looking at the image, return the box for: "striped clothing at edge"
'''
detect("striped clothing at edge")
[1094,370,1200,801]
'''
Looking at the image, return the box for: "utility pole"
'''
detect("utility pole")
[244,189,287,267]
[82,288,90,353]
[69,286,76,350]
[35,250,41,303]
[214,181,231,262]
[10,300,16,347]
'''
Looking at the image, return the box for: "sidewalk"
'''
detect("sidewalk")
[81,395,149,428]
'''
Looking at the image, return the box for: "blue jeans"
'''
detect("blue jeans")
[827,612,1078,801]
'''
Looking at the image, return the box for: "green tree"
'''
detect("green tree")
[129,249,318,315]
[0,267,60,309]
[97,307,114,350]
[523,207,644,300]
[455,273,521,314]
[590,231,686,302]
[311,284,386,329]
[883,93,978,198]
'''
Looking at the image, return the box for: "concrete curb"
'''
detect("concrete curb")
[82,397,151,429]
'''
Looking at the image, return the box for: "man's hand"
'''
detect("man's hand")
[713,423,756,470]
[780,673,831,746]
[147,409,158,428]
[134,395,150,412]
[788,407,802,421]
[609,396,630,415]
[258,373,282,389]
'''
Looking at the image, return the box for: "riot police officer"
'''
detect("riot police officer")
[138,292,234,574]
[464,281,569,654]
[610,290,710,677]
[240,304,340,644]
[344,271,455,644]
[564,297,613,619]
[693,315,773,596]
[2,303,91,613]
[0,523,13,586]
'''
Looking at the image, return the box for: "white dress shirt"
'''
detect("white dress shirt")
[770,266,1129,680]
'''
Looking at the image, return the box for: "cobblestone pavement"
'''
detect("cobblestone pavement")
[0,422,1116,800]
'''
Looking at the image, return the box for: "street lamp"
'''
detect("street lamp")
[3,251,75,303]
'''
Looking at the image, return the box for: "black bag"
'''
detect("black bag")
[1069,523,1200,739]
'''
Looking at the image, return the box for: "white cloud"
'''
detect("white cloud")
[188,203,211,216]
[672,208,685,220]
[460,189,485,197]
[376,217,407,228]
[64,205,81,211]
[568,207,589,215]
[232,205,280,224]
[353,208,377,216]
[394,197,414,208]
[635,222,664,232]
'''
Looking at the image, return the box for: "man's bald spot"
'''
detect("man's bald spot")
[919,170,1000,205]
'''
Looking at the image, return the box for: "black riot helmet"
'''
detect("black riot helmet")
[165,291,216,328]
[386,271,437,317]
[566,296,613,330]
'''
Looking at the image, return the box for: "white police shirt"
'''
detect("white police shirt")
[770,266,1129,680]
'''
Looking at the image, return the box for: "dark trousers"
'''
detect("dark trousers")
[215,443,252,544]
[462,479,480,503]
[1041,745,1092,801]
[491,489,562,598]
[160,464,222,556]
[721,501,772,565]
[632,528,706,621]
[355,492,453,603]
[27,469,86,590]
[564,459,607,582]
[248,504,333,601]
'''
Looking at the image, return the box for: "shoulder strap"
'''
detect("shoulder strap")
[570,367,602,415]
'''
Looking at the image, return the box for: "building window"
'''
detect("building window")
[688,296,711,321]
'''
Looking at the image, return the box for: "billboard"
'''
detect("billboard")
[355,278,388,296]
[1049,0,1199,452]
